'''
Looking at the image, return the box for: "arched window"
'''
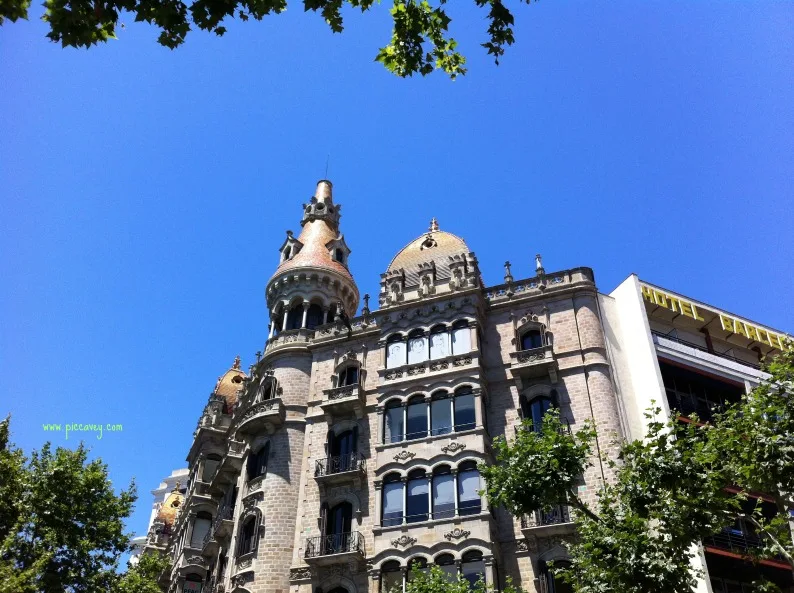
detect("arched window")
[454,387,476,432]
[190,511,212,548]
[259,378,277,402]
[306,304,325,329]
[380,560,402,593]
[436,554,457,583]
[327,426,358,473]
[384,399,404,444]
[382,473,403,527]
[522,392,557,432]
[406,469,429,523]
[406,395,428,441]
[338,365,360,387]
[430,391,452,436]
[457,461,482,516]
[286,303,303,330]
[246,442,270,482]
[462,551,485,589]
[386,334,407,369]
[283,247,291,261]
[429,325,450,360]
[520,329,544,351]
[451,320,472,354]
[238,516,257,556]
[201,454,222,482]
[184,574,204,592]
[432,465,455,520]
[540,560,573,593]
[323,501,353,554]
[335,249,345,263]
[407,329,428,365]
[407,557,429,583]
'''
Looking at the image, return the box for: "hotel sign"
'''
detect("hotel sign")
[640,284,788,350]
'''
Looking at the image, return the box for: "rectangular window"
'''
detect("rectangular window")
[452,326,471,354]
[406,479,429,523]
[458,470,481,516]
[382,482,403,527]
[430,332,450,359]
[431,398,452,436]
[385,406,404,444]
[408,336,427,364]
[386,342,406,369]
[406,401,428,441]
[432,474,455,520]
[454,394,476,432]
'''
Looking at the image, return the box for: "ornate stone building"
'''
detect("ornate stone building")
[144,179,788,593]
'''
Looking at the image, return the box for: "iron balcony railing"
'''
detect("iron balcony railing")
[305,531,364,558]
[704,528,763,554]
[651,331,762,370]
[315,453,366,477]
[203,503,235,546]
[665,390,727,423]
[521,505,572,528]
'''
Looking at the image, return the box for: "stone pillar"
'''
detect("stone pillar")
[281,307,289,331]
[269,310,278,338]
[301,302,310,329]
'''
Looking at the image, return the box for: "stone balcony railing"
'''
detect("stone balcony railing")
[264,328,314,356]
[509,345,557,383]
[379,352,477,383]
[236,398,285,436]
[320,384,366,420]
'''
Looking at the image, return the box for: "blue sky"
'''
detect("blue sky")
[1,1,792,544]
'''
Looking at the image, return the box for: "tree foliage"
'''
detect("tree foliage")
[0,416,164,593]
[398,563,526,593]
[480,347,794,593]
[0,0,537,78]
[114,551,170,593]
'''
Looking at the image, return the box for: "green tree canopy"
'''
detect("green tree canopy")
[481,347,794,593]
[0,416,166,593]
[0,0,536,78]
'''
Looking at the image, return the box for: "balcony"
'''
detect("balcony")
[520,506,575,539]
[509,345,558,384]
[515,419,571,437]
[704,529,764,555]
[187,480,214,507]
[265,328,313,357]
[651,331,762,371]
[320,384,365,420]
[202,504,235,557]
[175,545,208,573]
[315,453,366,488]
[236,398,285,436]
[304,532,365,566]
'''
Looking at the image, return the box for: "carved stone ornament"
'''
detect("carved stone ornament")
[393,450,416,463]
[231,572,252,587]
[289,567,312,581]
[441,442,466,454]
[236,557,253,569]
[385,370,404,380]
[406,365,426,376]
[391,535,417,548]
[516,351,546,364]
[452,356,473,367]
[515,539,530,552]
[443,528,471,541]
[185,555,205,566]
[342,350,358,361]
[429,361,450,372]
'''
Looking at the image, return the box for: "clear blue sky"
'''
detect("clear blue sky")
[1,1,792,544]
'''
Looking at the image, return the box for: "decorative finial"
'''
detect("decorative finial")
[429,217,439,232]
[535,254,545,276]
[504,261,514,284]
[286,230,293,238]
[173,481,181,492]
[255,351,262,363]
[232,355,241,370]
[362,293,371,317]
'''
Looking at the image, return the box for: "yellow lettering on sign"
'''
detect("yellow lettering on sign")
[641,285,655,303]
[719,315,733,332]
[680,300,695,319]
[690,304,706,322]
[734,319,749,339]
[653,290,668,308]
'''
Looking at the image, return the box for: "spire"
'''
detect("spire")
[535,254,545,276]
[429,217,439,232]
[314,179,333,203]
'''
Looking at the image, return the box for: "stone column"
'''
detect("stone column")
[269,309,278,338]
[301,302,310,329]
[281,307,289,332]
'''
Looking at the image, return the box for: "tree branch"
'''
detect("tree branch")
[742,514,794,571]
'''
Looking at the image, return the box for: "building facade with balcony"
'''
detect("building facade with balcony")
[603,275,792,593]
[140,179,628,593]
[139,180,790,593]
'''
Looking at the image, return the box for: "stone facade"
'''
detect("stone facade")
[149,180,629,593]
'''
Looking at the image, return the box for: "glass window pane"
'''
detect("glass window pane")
[202,458,220,482]
[382,481,403,526]
[406,401,427,441]
[381,570,403,593]
[454,394,476,432]
[458,469,481,516]
[406,477,429,523]
[408,336,427,364]
[387,342,406,369]
[462,559,485,590]
[430,331,450,360]
[432,473,455,520]
[452,326,471,354]
[190,518,211,548]
[431,398,452,436]
[385,406,404,444]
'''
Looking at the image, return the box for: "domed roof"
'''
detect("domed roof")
[387,218,470,273]
[213,356,246,408]
[155,485,185,527]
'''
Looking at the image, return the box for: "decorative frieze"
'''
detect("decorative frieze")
[393,451,416,463]
[440,442,466,454]
[443,528,471,541]
[391,535,417,548]
[289,567,312,581]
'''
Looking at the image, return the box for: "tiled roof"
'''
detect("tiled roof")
[387,229,470,283]
[271,219,355,283]
[213,357,246,408]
